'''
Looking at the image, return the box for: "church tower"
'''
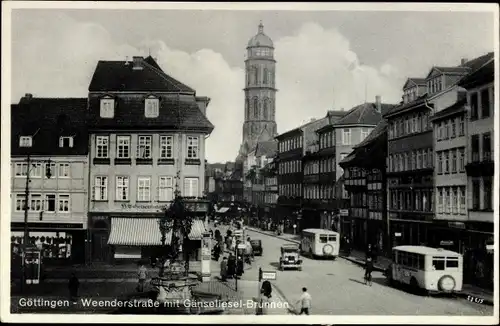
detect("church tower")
[238,21,278,158]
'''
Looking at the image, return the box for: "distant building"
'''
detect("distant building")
[10,96,89,264]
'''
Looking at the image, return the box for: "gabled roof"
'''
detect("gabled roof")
[88,56,195,93]
[332,102,395,126]
[403,78,427,90]
[255,140,277,158]
[424,52,494,80]
[11,97,88,156]
[426,66,471,79]
[87,95,214,132]
[458,59,494,90]
[383,94,430,118]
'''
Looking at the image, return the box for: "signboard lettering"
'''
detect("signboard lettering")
[121,203,166,210]
[261,271,277,280]
[339,209,349,216]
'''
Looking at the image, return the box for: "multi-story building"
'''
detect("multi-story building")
[11,96,89,264]
[86,56,214,262]
[249,140,277,217]
[262,156,279,223]
[276,118,329,232]
[459,57,494,287]
[385,53,492,248]
[309,97,394,233]
[340,120,389,251]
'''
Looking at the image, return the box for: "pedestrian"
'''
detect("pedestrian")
[296,287,312,315]
[256,282,272,315]
[137,262,148,292]
[227,253,236,278]
[220,257,228,281]
[366,244,373,260]
[245,237,253,263]
[68,272,79,302]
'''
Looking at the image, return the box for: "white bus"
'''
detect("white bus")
[386,245,463,293]
[300,229,340,259]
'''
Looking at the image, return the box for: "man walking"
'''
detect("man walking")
[137,263,148,292]
[296,287,312,315]
[220,256,228,281]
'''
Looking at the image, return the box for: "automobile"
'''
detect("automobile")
[250,239,263,256]
[279,244,302,271]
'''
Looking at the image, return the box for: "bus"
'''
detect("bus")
[300,229,340,259]
[386,245,463,293]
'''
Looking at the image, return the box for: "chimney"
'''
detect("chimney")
[132,56,144,70]
[124,56,129,65]
[24,93,33,100]
[375,95,381,113]
[461,58,468,66]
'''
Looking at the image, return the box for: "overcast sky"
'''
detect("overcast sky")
[9,4,496,163]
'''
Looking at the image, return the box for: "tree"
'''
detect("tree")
[158,189,195,278]
[245,165,258,184]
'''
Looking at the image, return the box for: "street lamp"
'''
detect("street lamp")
[21,154,52,291]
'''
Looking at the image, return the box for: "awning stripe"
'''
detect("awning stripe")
[107,218,206,246]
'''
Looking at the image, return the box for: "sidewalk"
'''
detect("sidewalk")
[247,226,494,306]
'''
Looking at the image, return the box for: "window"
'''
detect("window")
[145,98,160,118]
[428,149,433,168]
[342,129,351,145]
[45,194,56,212]
[116,176,129,201]
[59,136,74,148]
[58,194,70,212]
[470,92,478,120]
[137,177,151,201]
[100,98,115,118]
[27,163,42,178]
[436,123,442,141]
[437,152,443,174]
[432,258,445,271]
[452,188,458,214]
[137,136,152,158]
[480,88,490,118]
[361,128,370,141]
[14,163,28,177]
[483,178,492,210]
[30,194,43,211]
[444,121,450,139]
[58,163,70,178]
[472,180,480,210]
[96,136,109,158]
[446,258,459,268]
[451,150,457,173]
[253,98,259,118]
[459,187,466,214]
[19,136,32,147]
[160,136,173,159]
[116,136,131,158]
[471,135,480,162]
[184,177,199,197]
[458,116,465,136]
[437,188,443,213]
[444,151,449,173]
[450,119,456,138]
[159,176,174,202]
[94,176,108,201]
[15,194,26,211]
[482,133,491,161]
[187,136,200,159]
[417,150,422,169]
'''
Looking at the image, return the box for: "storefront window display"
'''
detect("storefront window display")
[11,231,72,259]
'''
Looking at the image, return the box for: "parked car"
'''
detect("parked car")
[250,240,263,256]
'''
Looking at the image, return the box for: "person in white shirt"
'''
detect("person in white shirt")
[297,287,311,315]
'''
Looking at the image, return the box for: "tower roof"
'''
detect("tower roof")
[247,21,274,48]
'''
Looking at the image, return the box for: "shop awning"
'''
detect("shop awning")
[217,207,230,213]
[107,218,206,246]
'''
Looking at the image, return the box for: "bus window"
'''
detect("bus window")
[446,258,459,268]
[432,257,445,270]
[319,235,328,243]
[328,235,337,242]
[418,255,425,270]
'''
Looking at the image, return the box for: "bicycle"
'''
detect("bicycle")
[364,272,372,286]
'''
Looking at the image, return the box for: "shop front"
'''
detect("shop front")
[11,222,86,265]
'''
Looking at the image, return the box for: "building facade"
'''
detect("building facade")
[459,58,494,288]
[262,157,279,223]
[238,22,278,161]
[86,56,213,262]
[11,96,89,264]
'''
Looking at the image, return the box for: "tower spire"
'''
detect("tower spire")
[258,20,264,34]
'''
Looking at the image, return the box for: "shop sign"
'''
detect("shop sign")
[261,271,277,280]
[440,240,454,246]
[394,232,402,237]
[448,221,465,229]
[339,209,349,216]
[121,203,167,211]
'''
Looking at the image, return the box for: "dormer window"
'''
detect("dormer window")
[145,97,159,118]
[100,98,115,118]
[59,136,74,148]
[19,136,32,147]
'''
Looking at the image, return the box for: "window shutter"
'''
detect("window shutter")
[59,137,64,148]
[69,137,74,148]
